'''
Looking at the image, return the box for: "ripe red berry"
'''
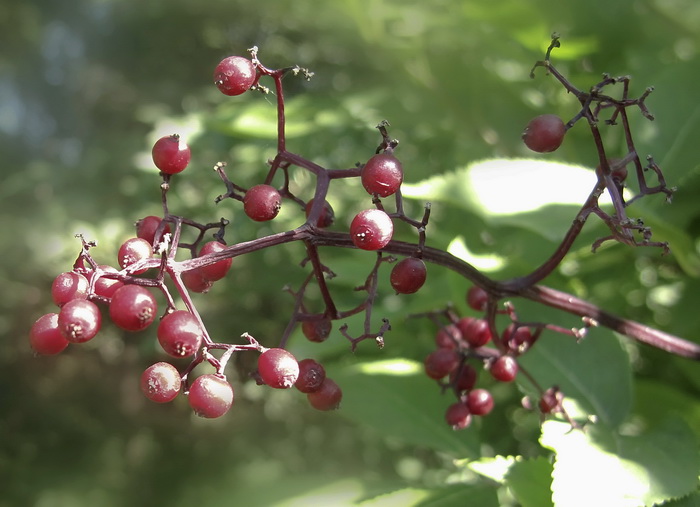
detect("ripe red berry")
[214,56,256,96]
[51,271,89,307]
[301,319,332,343]
[307,378,342,411]
[157,310,204,358]
[390,257,427,294]
[58,299,102,343]
[539,386,563,414]
[450,363,478,392]
[117,237,153,274]
[424,348,461,380]
[188,374,234,418]
[29,313,70,355]
[305,198,335,228]
[141,362,181,403]
[435,324,463,349]
[522,114,566,153]
[460,318,492,348]
[490,355,518,382]
[182,268,213,294]
[136,216,170,245]
[350,209,393,251]
[467,388,494,416]
[243,184,281,222]
[360,153,404,197]
[445,402,472,430]
[152,134,191,174]
[91,265,124,299]
[466,286,488,312]
[109,284,157,332]
[503,324,535,353]
[258,348,299,389]
[198,241,232,282]
[294,358,326,394]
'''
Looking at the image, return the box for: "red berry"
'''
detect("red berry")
[258,348,299,389]
[503,324,535,353]
[198,241,232,282]
[58,299,102,343]
[424,348,461,379]
[109,284,157,332]
[307,378,342,411]
[466,286,488,312]
[490,355,518,382]
[157,310,204,358]
[522,114,566,153]
[360,153,404,197]
[467,388,494,416]
[294,358,326,394]
[450,363,478,392]
[305,198,335,228]
[117,237,153,274]
[188,374,234,418]
[460,318,492,348]
[152,134,191,174]
[141,362,181,403]
[243,184,281,222]
[350,209,393,251]
[51,271,89,307]
[390,257,427,294]
[301,319,332,343]
[182,269,213,294]
[92,265,124,299]
[435,324,463,349]
[539,386,563,414]
[29,313,69,355]
[214,56,256,96]
[136,216,171,245]
[445,402,472,430]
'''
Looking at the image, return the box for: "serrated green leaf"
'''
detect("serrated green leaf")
[541,418,700,507]
[333,359,479,457]
[506,457,554,507]
[466,455,517,483]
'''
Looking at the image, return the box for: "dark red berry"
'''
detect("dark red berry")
[58,299,101,343]
[294,358,326,394]
[29,313,69,355]
[51,271,89,307]
[258,348,299,389]
[361,153,404,197]
[466,286,488,312]
[152,134,191,174]
[243,184,281,222]
[301,319,332,343]
[522,114,566,153]
[92,265,124,299]
[198,241,232,282]
[435,324,463,349]
[390,257,427,294]
[490,355,518,382]
[136,216,170,245]
[539,386,563,414]
[503,324,534,353]
[305,198,335,228]
[307,378,342,411]
[460,318,492,348]
[157,310,204,358]
[182,269,213,294]
[350,209,393,251]
[424,348,461,379]
[450,363,478,392]
[467,388,494,416]
[214,56,256,96]
[117,237,153,274]
[109,284,157,332]
[141,362,181,403]
[188,374,234,418]
[445,402,472,430]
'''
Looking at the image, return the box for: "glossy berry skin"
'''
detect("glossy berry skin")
[91,265,124,299]
[152,134,191,174]
[522,114,566,153]
[361,153,404,197]
[301,319,332,343]
[467,388,494,416]
[157,310,204,358]
[258,348,299,389]
[445,402,472,430]
[141,362,181,403]
[136,216,170,245]
[58,299,101,343]
[118,237,153,274]
[305,198,335,228]
[51,271,89,307]
[424,348,461,379]
[350,209,393,251]
[198,241,232,281]
[503,324,534,354]
[182,269,213,294]
[243,184,281,222]
[188,374,234,418]
[466,286,488,312]
[450,363,478,392]
[29,313,69,355]
[214,56,256,96]
[307,378,342,411]
[435,324,463,349]
[490,355,518,382]
[460,318,492,348]
[390,257,427,294]
[109,284,157,332]
[295,358,326,394]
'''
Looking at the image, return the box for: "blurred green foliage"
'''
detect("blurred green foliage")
[2,0,700,505]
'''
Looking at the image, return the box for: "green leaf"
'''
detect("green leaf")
[357,484,499,507]
[333,359,479,457]
[505,457,554,507]
[541,418,700,507]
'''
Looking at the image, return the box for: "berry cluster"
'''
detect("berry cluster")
[29,38,699,432]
